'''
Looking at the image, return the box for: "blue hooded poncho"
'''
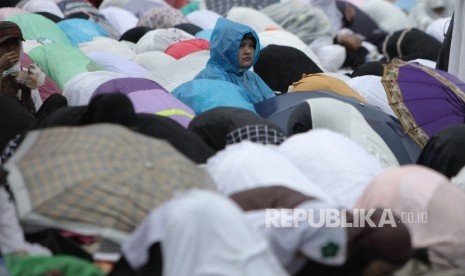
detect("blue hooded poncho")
[194,18,276,104]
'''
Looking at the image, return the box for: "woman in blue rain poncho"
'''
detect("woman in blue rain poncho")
[194,17,276,104]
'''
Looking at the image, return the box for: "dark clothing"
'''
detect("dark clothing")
[254,44,323,93]
[382,28,441,62]
[110,243,162,276]
[230,186,314,211]
[336,0,388,53]
[119,27,153,43]
[135,113,216,164]
[351,61,386,78]
[436,14,454,71]
[0,94,36,152]
[172,23,203,36]
[417,124,465,178]
[188,106,285,151]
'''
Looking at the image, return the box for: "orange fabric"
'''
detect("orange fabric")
[291,73,367,103]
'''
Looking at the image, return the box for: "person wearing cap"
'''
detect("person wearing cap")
[0,21,24,89]
[194,17,276,105]
[0,21,49,114]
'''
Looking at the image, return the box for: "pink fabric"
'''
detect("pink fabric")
[0,8,28,21]
[21,53,62,102]
[355,165,465,269]
[164,38,210,60]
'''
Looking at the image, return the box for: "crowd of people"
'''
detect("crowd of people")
[0,0,465,275]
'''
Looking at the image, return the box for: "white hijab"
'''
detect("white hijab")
[122,190,289,276]
[205,141,334,203]
[277,129,383,209]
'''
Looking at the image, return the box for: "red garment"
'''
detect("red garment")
[164,38,210,60]
[165,0,189,8]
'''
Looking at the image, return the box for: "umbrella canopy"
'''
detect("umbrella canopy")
[93,77,195,128]
[3,124,215,244]
[382,60,465,147]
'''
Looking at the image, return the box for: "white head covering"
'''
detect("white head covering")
[98,0,130,10]
[62,71,127,106]
[409,0,454,30]
[278,129,383,208]
[79,37,137,60]
[86,51,149,78]
[243,200,347,274]
[186,10,222,30]
[205,141,334,203]
[226,7,282,34]
[22,0,64,18]
[346,75,397,118]
[148,50,209,92]
[122,189,289,276]
[425,17,451,43]
[361,0,413,33]
[99,6,138,35]
[130,51,176,71]
[305,98,399,168]
[310,0,343,32]
[134,28,194,54]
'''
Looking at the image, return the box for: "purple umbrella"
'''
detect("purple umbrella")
[93,77,195,128]
[382,60,465,147]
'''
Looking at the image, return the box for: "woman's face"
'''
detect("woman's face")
[238,37,255,69]
[0,37,21,57]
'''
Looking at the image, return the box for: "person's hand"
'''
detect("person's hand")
[336,34,362,52]
[0,51,19,73]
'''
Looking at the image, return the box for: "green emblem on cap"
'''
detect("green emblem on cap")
[321,242,340,258]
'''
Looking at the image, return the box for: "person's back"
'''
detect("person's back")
[194,17,275,104]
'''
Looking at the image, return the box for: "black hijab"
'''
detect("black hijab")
[188,106,285,151]
[417,124,465,178]
[254,44,323,93]
[135,113,215,164]
[119,26,153,43]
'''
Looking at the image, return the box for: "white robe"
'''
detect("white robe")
[448,0,465,81]
[205,141,335,203]
[0,188,50,255]
[277,129,383,209]
[122,190,289,276]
